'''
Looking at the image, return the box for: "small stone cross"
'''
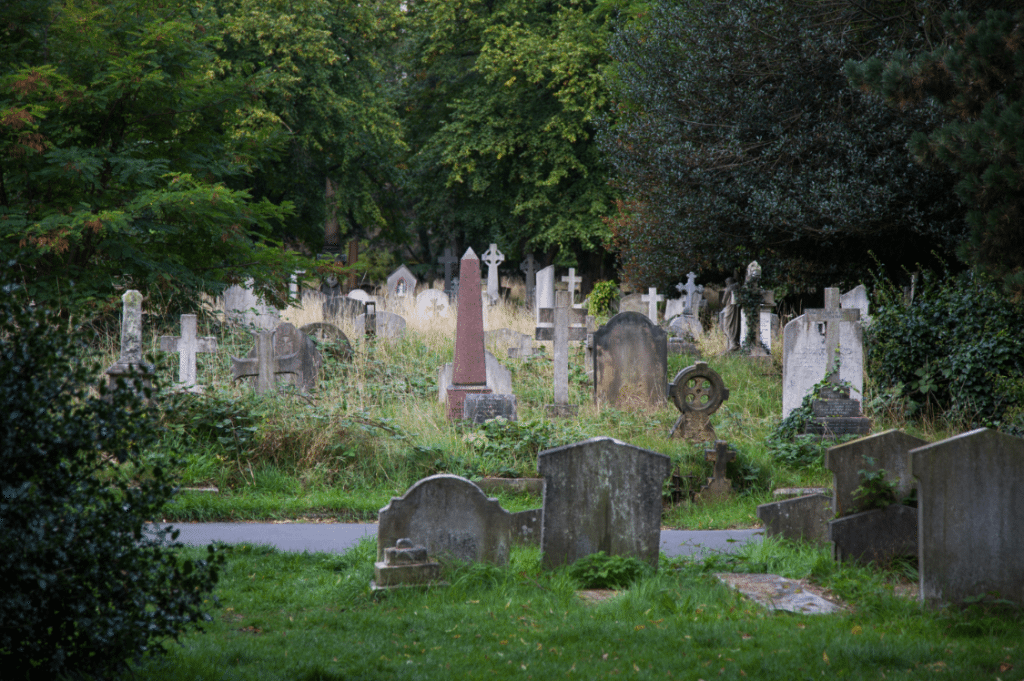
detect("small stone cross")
[561,268,582,308]
[230,329,302,394]
[806,288,860,384]
[482,243,505,305]
[539,290,583,417]
[438,247,458,299]
[160,314,218,390]
[699,440,737,500]
[641,287,664,323]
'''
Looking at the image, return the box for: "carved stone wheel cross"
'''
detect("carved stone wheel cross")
[668,362,729,442]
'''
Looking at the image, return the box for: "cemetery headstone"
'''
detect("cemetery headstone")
[438,247,458,301]
[233,322,321,393]
[447,249,491,420]
[910,428,1024,606]
[356,309,407,339]
[617,292,646,315]
[840,284,869,320]
[464,393,518,423]
[371,538,443,590]
[668,362,729,442]
[520,253,538,306]
[160,314,217,391]
[828,504,918,566]
[697,440,737,501]
[534,265,555,324]
[537,290,585,418]
[223,282,279,331]
[482,243,505,305]
[641,287,664,324]
[438,351,512,403]
[298,322,353,361]
[537,437,672,569]
[561,268,583,308]
[757,493,833,544]
[377,474,513,565]
[387,265,418,299]
[486,328,532,358]
[414,289,451,321]
[105,290,154,392]
[592,312,667,408]
[824,430,926,517]
[782,287,865,419]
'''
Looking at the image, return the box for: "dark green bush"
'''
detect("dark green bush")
[0,282,222,680]
[867,268,1024,427]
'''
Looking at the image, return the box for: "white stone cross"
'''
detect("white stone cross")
[806,288,860,384]
[641,287,664,323]
[161,314,218,389]
[561,268,582,308]
[482,243,505,305]
[681,272,704,315]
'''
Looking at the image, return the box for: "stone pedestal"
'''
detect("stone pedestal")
[805,386,872,438]
[371,538,443,590]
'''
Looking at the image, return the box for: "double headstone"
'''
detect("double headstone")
[592,312,667,408]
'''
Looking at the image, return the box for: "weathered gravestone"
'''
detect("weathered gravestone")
[160,314,218,391]
[377,475,513,565]
[538,437,672,569]
[668,362,729,442]
[438,351,512,403]
[232,323,322,393]
[223,282,280,331]
[348,289,373,305]
[387,265,418,299]
[372,538,443,590]
[520,253,538,306]
[782,286,865,419]
[910,428,1024,606]
[464,393,518,423]
[356,310,407,339]
[538,290,587,418]
[757,493,833,544]
[414,289,451,321]
[828,503,917,566]
[447,249,491,420]
[697,440,737,502]
[824,430,926,517]
[841,284,869,321]
[482,243,505,305]
[438,247,459,301]
[667,272,705,336]
[299,322,353,361]
[105,290,154,393]
[617,292,646,316]
[534,265,555,326]
[485,327,525,355]
[593,312,667,408]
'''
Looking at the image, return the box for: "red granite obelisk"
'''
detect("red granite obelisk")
[447,248,491,420]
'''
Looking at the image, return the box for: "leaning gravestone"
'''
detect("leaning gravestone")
[824,430,926,517]
[223,282,280,331]
[299,322,353,361]
[911,428,1024,606]
[593,312,667,408]
[377,475,513,566]
[538,437,671,569]
[356,310,406,338]
[668,362,729,442]
[438,351,512,403]
[236,322,321,392]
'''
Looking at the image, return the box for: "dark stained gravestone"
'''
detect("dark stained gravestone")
[299,322,353,361]
[824,429,926,517]
[235,322,321,393]
[463,394,518,423]
[537,437,671,569]
[593,312,667,408]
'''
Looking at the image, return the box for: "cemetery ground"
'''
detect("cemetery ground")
[92,289,1022,680]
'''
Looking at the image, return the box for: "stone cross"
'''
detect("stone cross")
[160,314,217,390]
[438,247,458,300]
[681,272,704,315]
[538,290,586,417]
[482,243,505,305]
[231,329,303,394]
[806,288,860,384]
[700,440,737,500]
[561,268,582,308]
[641,287,663,323]
[520,253,537,305]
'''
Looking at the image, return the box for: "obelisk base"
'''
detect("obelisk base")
[447,385,492,421]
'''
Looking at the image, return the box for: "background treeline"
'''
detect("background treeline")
[2,0,1022,316]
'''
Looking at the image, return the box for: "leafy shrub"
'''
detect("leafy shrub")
[867,267,1024,427]
[0,282,222,680]
[586,280,620,317]
[767,434,828,469]
[464,417,579,478]
[567,552,653,589]
[852,457,899,512]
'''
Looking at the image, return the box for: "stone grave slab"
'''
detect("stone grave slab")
[716,574,846,614]
[372,538,443,590]
[593,312,667,408]
[911,428,1024,606]
[464,393,518,423]
[414,289,451,320]
[356,310,406,338]
[824,430,926,517]
[828,503,917,566]
[757,493,832,544]
[537,437,671,569]
[438,351,512,402]
[377,475,513,565]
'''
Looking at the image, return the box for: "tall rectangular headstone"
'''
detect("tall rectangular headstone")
[105,289,154,392]
[593,312,667,408]
[534,265,555,324]
[538,437,671,569]
[911,429,1024,606]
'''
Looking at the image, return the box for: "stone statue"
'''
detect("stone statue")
[721,277,741,352]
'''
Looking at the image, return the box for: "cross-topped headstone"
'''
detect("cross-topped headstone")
[806,288,860,385]
[538,290,586,417]
[641,287,664,324]
[561,268,582,308]
[438,247,458,300]
[160,314,218,390]
[482,243,505,305]
[681,272,704,316]
[231,329,307,394]
[520,253,538,305]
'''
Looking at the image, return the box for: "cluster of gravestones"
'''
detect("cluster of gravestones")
[756,428,1024,606]
[373,436,671,590]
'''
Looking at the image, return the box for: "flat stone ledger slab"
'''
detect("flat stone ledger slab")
[911,428,1024,606]
[828,504,917,566]
[593,312,668,409]
[538,437,671,569]
[377,475,513,566]
[716,574,845,614]
[824,429,926,517]
[757,493,833,544]
[244,322,321,392]
[464,393,517,423]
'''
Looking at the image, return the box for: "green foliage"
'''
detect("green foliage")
[866,267,1024,426]
[0,279,222,680]
[567,551,653,589]
[464,417,580,478]
[847,9,1024,292]
[724,449,772,497]
[602,0,963,292]
[768,435,830,470]
[586,279,619,317]
[852,457,899,513]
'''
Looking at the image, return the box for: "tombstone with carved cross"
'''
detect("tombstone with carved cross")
[698,440,737,502]
[669,273,705,338]
[231,323,322,394]
[668,362,729,443]
[160,314,218,392]
[482,243,505,305]
[537,290,587,417]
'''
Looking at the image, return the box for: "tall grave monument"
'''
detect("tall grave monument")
[447,249,492,420]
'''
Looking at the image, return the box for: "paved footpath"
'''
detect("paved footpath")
[155,523,763,560]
